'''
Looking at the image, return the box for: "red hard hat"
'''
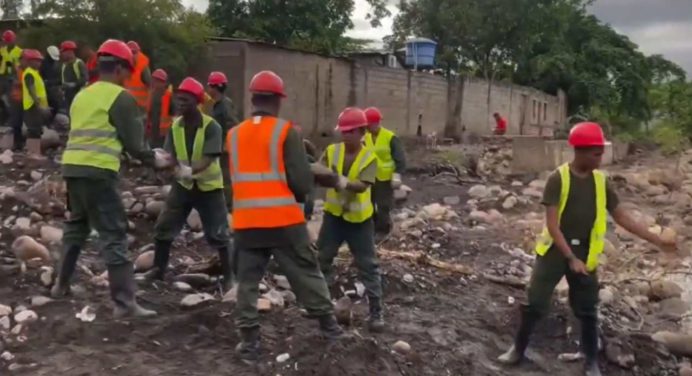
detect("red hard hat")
[97,39,134,69]
[2,30,15,43]
[568,122,606,148]
[60,40,77,52]
[126,41,140,53]
[178,77,205,103]
[364,107,383,124]
[208,71,228,86]
[336,107,369,132]
[249,70,286,97]
[22,49,43,61]
[152,68,168,82]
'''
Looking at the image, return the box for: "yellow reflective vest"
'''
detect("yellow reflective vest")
[22,67,48,110]
[63,82,125,172]
[0,45,22,75]
[534,163,607,271]
[61,58,84,84]
[324,143,376,223]
[364,127,395,181]
[172,114,223,192]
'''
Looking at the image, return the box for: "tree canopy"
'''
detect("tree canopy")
[389,0,688,133]
[206,0,391,54]
[20,0,213,81]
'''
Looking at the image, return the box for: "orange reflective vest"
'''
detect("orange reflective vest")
[124,52,149,110]
[146,86,173,137]
[227,115,305,230]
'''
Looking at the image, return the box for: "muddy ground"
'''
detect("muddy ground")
[0,140,684,375]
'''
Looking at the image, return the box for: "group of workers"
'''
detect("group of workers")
[10,32,669,376]
[45,36,407,364]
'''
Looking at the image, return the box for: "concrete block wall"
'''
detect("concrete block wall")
[204,40,563,138]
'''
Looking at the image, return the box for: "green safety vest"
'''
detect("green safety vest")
[534,163,607,272]
[63,81,125,172]
[364,127,395,181]
[22,67,48,110]
[0,45,22,75]
[61,58,83,84]
[324,143,376,223]
[172,114,223,192]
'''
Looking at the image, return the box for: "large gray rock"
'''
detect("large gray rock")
[468,185,489,199]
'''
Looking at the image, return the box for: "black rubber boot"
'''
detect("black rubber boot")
[50,245,81,298]
[318,314,345,340]
[235,326,261,365]
[108,262,157,319]
[368,297,385,332]
[217,245,234,292]
[139,240,171,282]
[581,316,602,376]
[498,307,541,365]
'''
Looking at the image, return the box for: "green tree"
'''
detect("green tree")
[1,0,22,19]
[22,0,212,82]
[206,0,391,54]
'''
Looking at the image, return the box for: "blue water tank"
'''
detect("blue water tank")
[405,37,437,69]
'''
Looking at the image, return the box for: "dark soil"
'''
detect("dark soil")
[0,145,679,376]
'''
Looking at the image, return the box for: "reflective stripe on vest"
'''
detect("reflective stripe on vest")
[61,58,83,84]
[0,46,22,75]
[534,163,607,272]
[22,67,48,110]
[228,116,305,230]
[172,114,223,192]
[63,81,125,172]
[324,143,376,223]
[364,127,395,181]
[124,53,149,109]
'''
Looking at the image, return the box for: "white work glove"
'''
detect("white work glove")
[175,164,193,179]
[336,175,349,190]
[391,173,402,189]
[153,148,173,168]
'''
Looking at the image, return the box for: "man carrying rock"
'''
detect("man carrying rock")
[364,107,406,234]
[317,107,384,332]
[497,122,677,376]
[51,39,174,319]
[228,70,344,364]
[141,77,233,292]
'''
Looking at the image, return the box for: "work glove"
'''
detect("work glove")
[175,164,193,179]
[336,175,349,191]
[153,148,174,168]
[391,173,402,189]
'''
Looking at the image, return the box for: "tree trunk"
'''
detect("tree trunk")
[443,75,465,140]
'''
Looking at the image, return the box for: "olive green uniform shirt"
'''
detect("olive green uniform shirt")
[541,169,620,241]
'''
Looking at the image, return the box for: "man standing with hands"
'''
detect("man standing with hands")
[498,122,677,376]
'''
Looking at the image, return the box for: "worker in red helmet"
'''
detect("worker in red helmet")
[317,107,385,332]
[229,70,344,364]
[145,68,175,148]
[51,39,175,320]
[363,107,406,235]
[0,30,22,91]
[141,77,233,293]
[124,41,151,113]
[493,112,508,135]
[19,49,49,156]
[498,122,677,376]
[206,71,240,210]
[59,40,88,112]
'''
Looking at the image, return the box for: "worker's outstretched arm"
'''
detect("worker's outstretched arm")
[612,207,675,251]
[284,127,313,201]
[110,91,155,165]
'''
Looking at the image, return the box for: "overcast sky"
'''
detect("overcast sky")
[183,0,691,74]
